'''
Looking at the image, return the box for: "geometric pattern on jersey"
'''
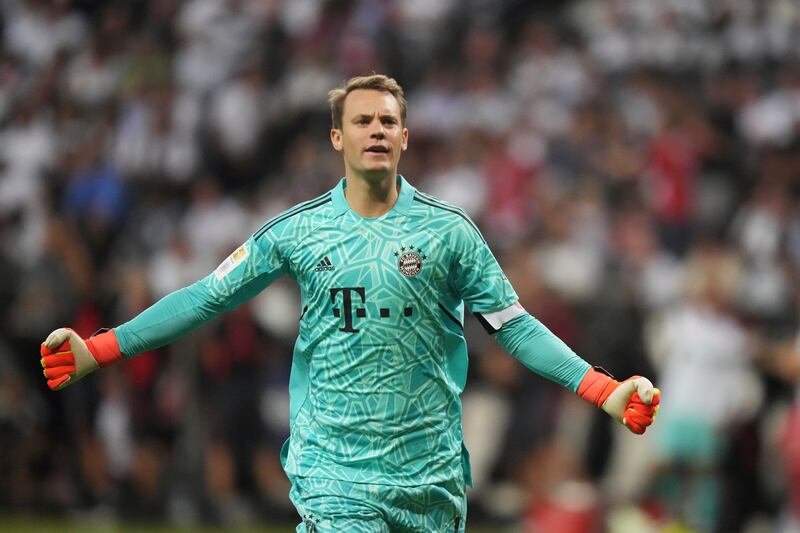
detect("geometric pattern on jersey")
[210,175,518,487]
[290,476,466,533]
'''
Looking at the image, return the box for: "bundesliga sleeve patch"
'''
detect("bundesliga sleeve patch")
[214,243,249,280]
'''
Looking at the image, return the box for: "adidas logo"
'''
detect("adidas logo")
[314,256,335,272]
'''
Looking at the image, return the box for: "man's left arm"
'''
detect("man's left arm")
[450,218,659,434]
[494,310,659,434]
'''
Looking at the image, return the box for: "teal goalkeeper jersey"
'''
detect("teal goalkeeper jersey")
[115,175,590,487]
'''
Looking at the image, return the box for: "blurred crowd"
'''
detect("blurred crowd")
[2,0,800,531]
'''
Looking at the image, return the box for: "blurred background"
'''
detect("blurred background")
[2,0,800,531]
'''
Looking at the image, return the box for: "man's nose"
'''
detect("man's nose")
[369,119,385,138]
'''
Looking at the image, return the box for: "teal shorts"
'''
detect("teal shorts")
[656,413,723,465]
[289,477,466,532]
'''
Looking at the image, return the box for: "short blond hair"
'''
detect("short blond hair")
[328,74,407,130]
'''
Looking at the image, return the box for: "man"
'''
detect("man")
[40,74,659,532]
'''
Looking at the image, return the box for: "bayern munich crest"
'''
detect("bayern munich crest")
[393,244,427,277]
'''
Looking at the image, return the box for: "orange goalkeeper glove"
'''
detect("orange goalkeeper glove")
[577,367,660,434]
[40,328,123,391]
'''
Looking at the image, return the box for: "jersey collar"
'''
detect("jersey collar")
[331,174,416,218]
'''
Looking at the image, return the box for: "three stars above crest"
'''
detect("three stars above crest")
[393,245,427,260]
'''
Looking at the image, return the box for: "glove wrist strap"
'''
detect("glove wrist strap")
[84,329,123,368]
[577,366,620,408]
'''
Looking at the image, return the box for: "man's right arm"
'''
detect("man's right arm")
[116,237,285,356]
[40,234,288,390]
[114,273,264,357]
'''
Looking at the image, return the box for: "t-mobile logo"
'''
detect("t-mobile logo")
[329,287,414,333]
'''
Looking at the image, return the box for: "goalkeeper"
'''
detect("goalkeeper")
[40,74,659,533]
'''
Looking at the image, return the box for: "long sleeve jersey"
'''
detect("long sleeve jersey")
[115,175,590,486]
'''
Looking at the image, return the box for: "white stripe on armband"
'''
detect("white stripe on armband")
[474,302,526,334]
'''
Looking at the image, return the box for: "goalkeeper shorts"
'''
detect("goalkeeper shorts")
[289,476,466,533]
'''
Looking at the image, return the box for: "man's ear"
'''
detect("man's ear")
[401,127,409,151]
[330,128,343,151]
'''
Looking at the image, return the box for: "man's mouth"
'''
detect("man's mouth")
[365,145,389,153]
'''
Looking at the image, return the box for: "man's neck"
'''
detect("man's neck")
[344,172,400,218]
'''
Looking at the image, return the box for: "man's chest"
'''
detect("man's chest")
[290,220,450,331]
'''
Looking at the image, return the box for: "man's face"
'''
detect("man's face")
[330,89,408,181]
